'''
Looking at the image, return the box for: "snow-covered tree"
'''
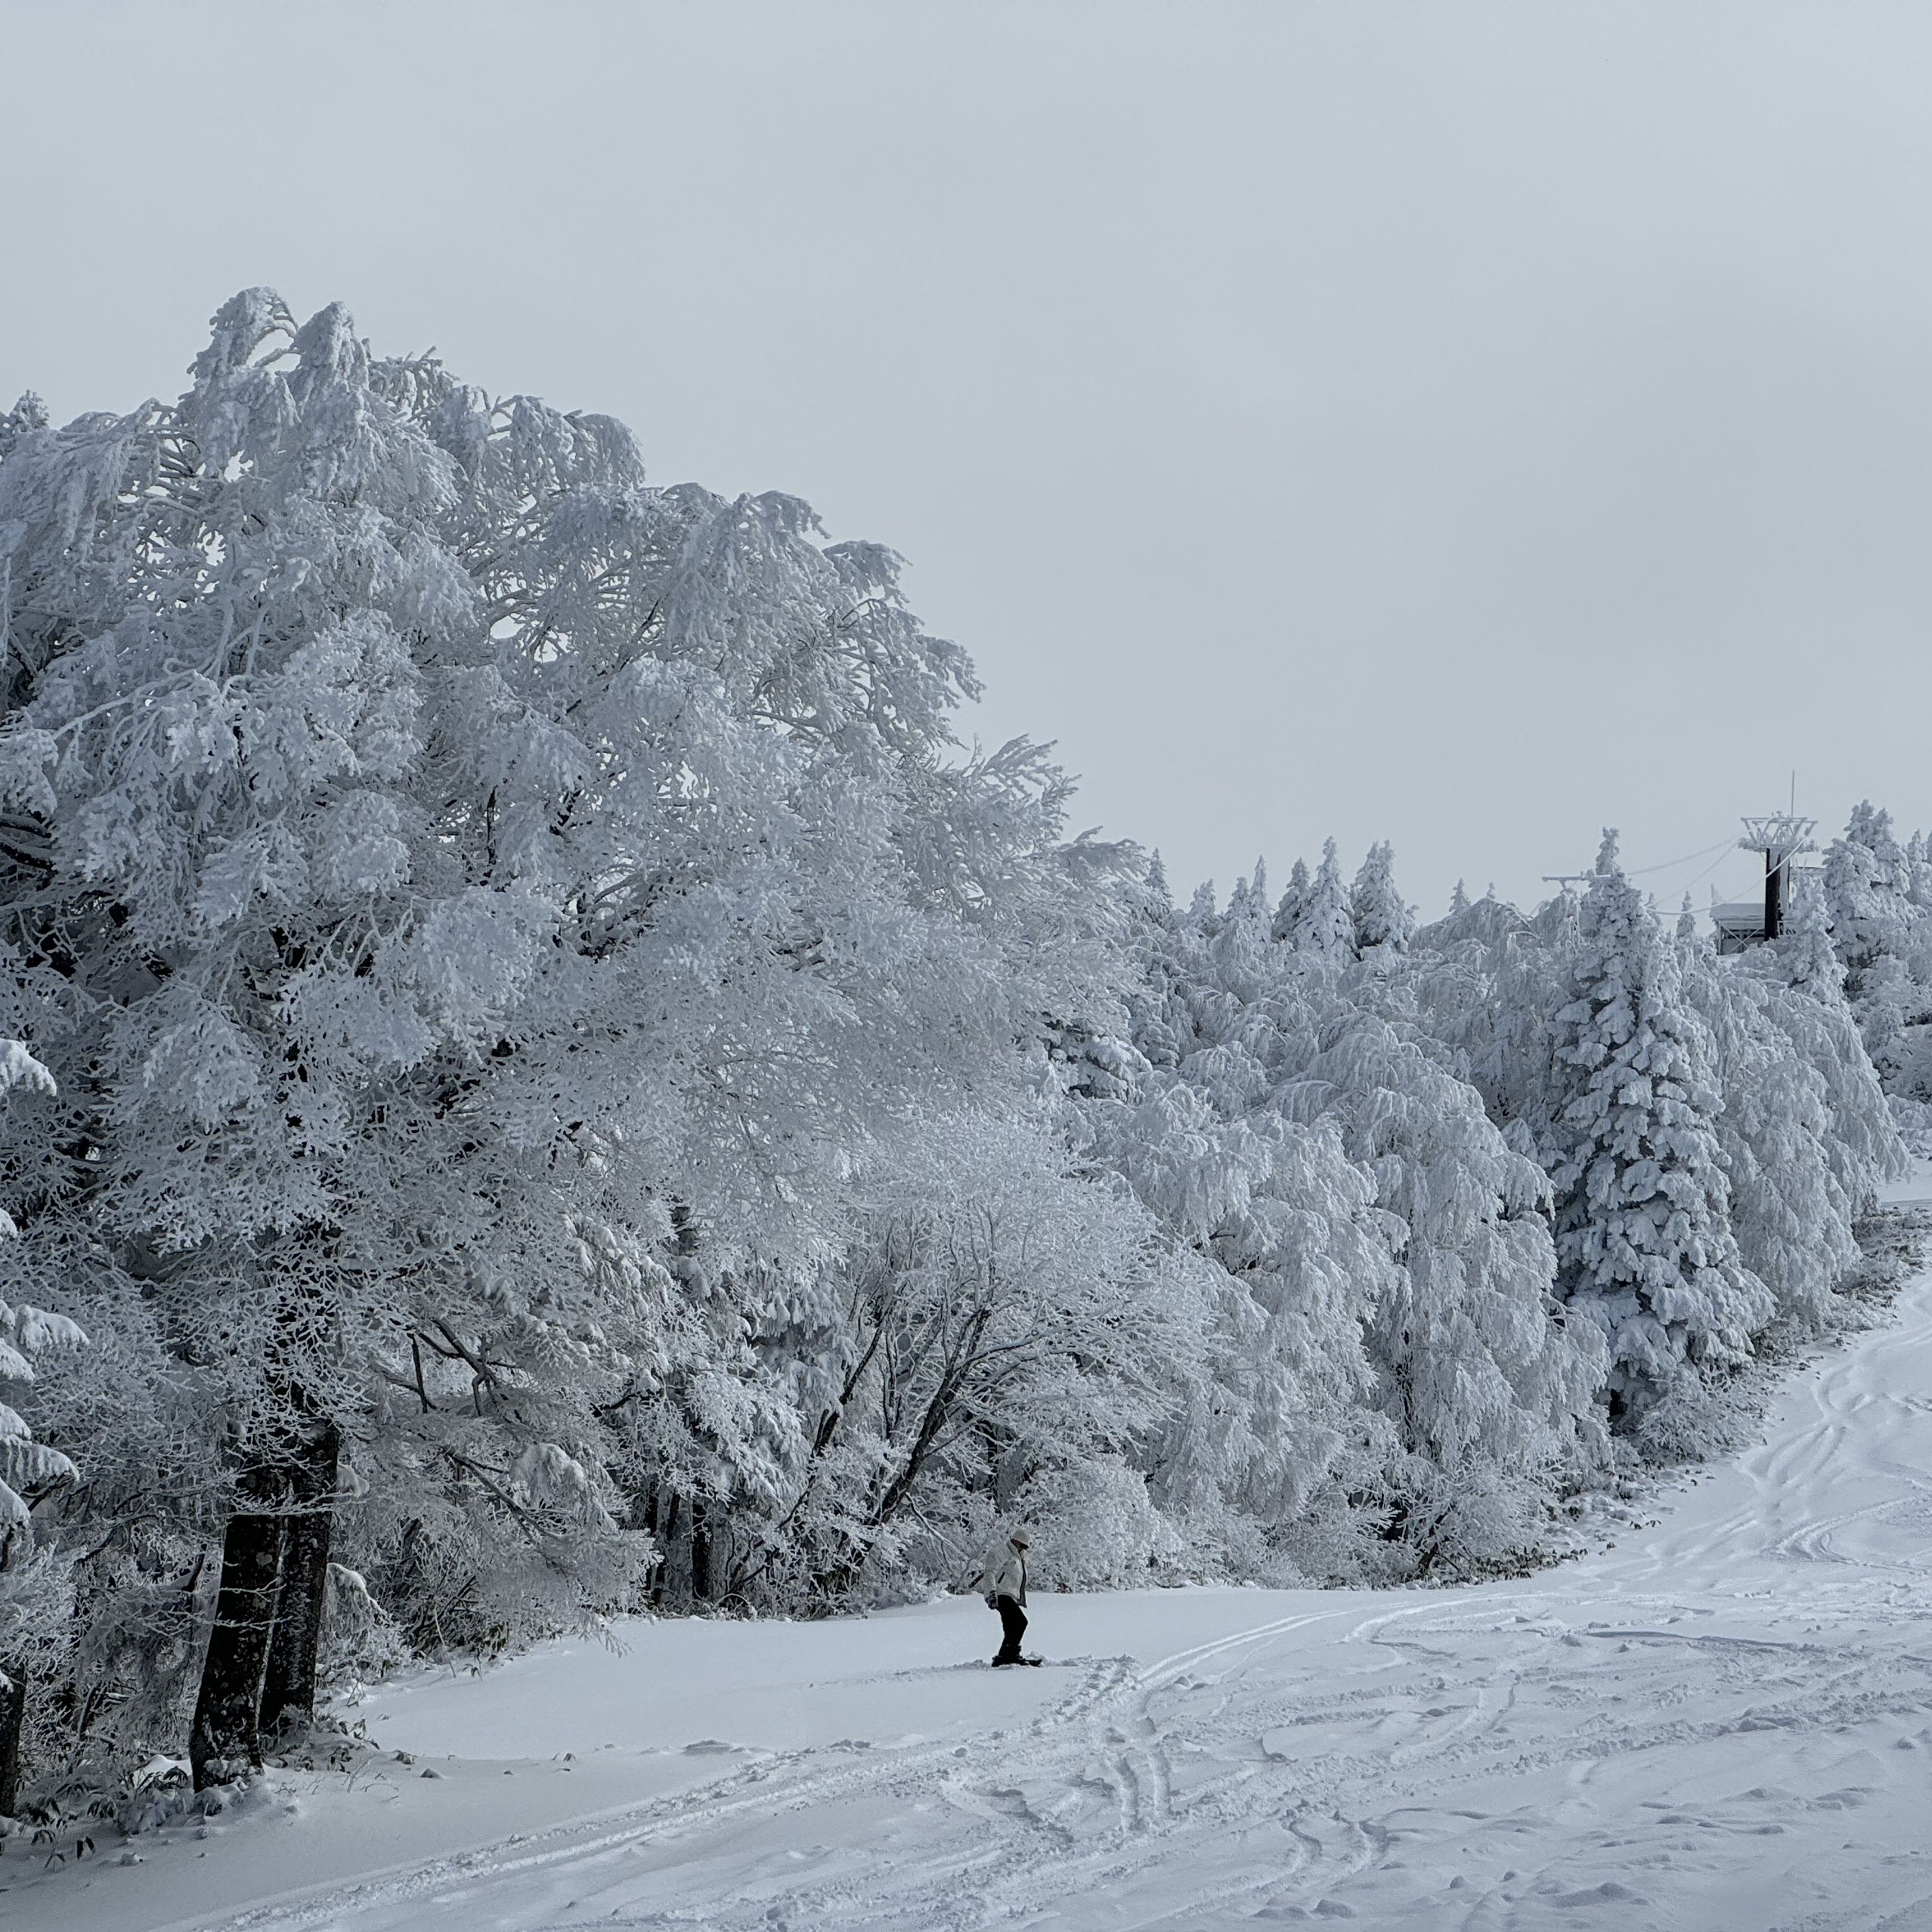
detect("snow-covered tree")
[1777,868,1845,998]
[1278,998,1604,1569]
[1820,803,1931,1086]
[1286,840,1354,964]
[1350,841,1415,955]
[1676,933,1860,1330]
[1271,857,1311,942]
[0,292,1138,1791]
[1410,884,1578,1181]
[1825,802,1915,971]
[1754,870,1905,1216]
[1906,830,1932,912]
[0,1039,76,1817]
[1546,835,1771,1429]
[1088,895,1404,1581]
[748,1109,1197,1603]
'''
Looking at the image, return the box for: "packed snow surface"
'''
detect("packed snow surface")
[17,1200,1932,1931]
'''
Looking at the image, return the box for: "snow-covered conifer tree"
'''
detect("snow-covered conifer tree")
[1821,803,1926,1076]
[1779,868,1845,999]
[1906,831,1932,912]
[1754,870,1904,1212]
[1825,805,1915,966]
[1271,858,1310,942]
[1087,899,1403,1580]
[1350,841,1415,955]
[1411,887,1577,1180]
[1546,835,1771,1429]
[1287,840,1355,964]
[1277,1003,1605,1570]
[1677,930,1859,1330]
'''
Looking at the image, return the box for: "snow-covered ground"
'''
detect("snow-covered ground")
[16,1197,1932,1932]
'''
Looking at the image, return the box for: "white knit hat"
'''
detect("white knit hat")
[1009,1526,1031,1547]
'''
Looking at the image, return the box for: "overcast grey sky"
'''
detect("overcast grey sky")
[5,3,1929,918]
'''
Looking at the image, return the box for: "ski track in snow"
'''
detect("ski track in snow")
[23,1199,1932,1932]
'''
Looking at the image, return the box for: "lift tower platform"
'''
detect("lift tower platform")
[1737,813,1816,942]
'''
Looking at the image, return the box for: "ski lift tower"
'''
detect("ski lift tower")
[1737,812,1816,942]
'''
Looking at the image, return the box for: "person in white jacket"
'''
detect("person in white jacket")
[981,1528,1032,1666]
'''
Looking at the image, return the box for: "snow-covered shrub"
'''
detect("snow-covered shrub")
[1011,1459,1182,1591]
[738,1108,1199,1608]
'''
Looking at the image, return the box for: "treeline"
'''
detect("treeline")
[0,296,1909,1820]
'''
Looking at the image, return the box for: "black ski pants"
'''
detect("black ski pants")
[993,1593,1027,1664]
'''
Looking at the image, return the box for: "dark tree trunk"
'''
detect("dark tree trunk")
[651,1490,680,1608]
[189,1467,286,1791]
[0,1659,24,1821]
[690,1497,714,1604]
[259,1416,341,1746]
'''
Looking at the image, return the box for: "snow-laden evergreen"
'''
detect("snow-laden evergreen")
[1289,983,1605,1568]
[0,294,1911,1821]
[1406,853,1897,1425]
[1083,873,1401,1582]
[1088,857,1602,1580]
[1543,837,1773,1426]
[1350,840,1415,956]
[1680,929,1862,1331]
[1286,839,1355,963]
[1271,856,1311,942]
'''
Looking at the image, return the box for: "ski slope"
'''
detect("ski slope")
[16,1197,1932,1932]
